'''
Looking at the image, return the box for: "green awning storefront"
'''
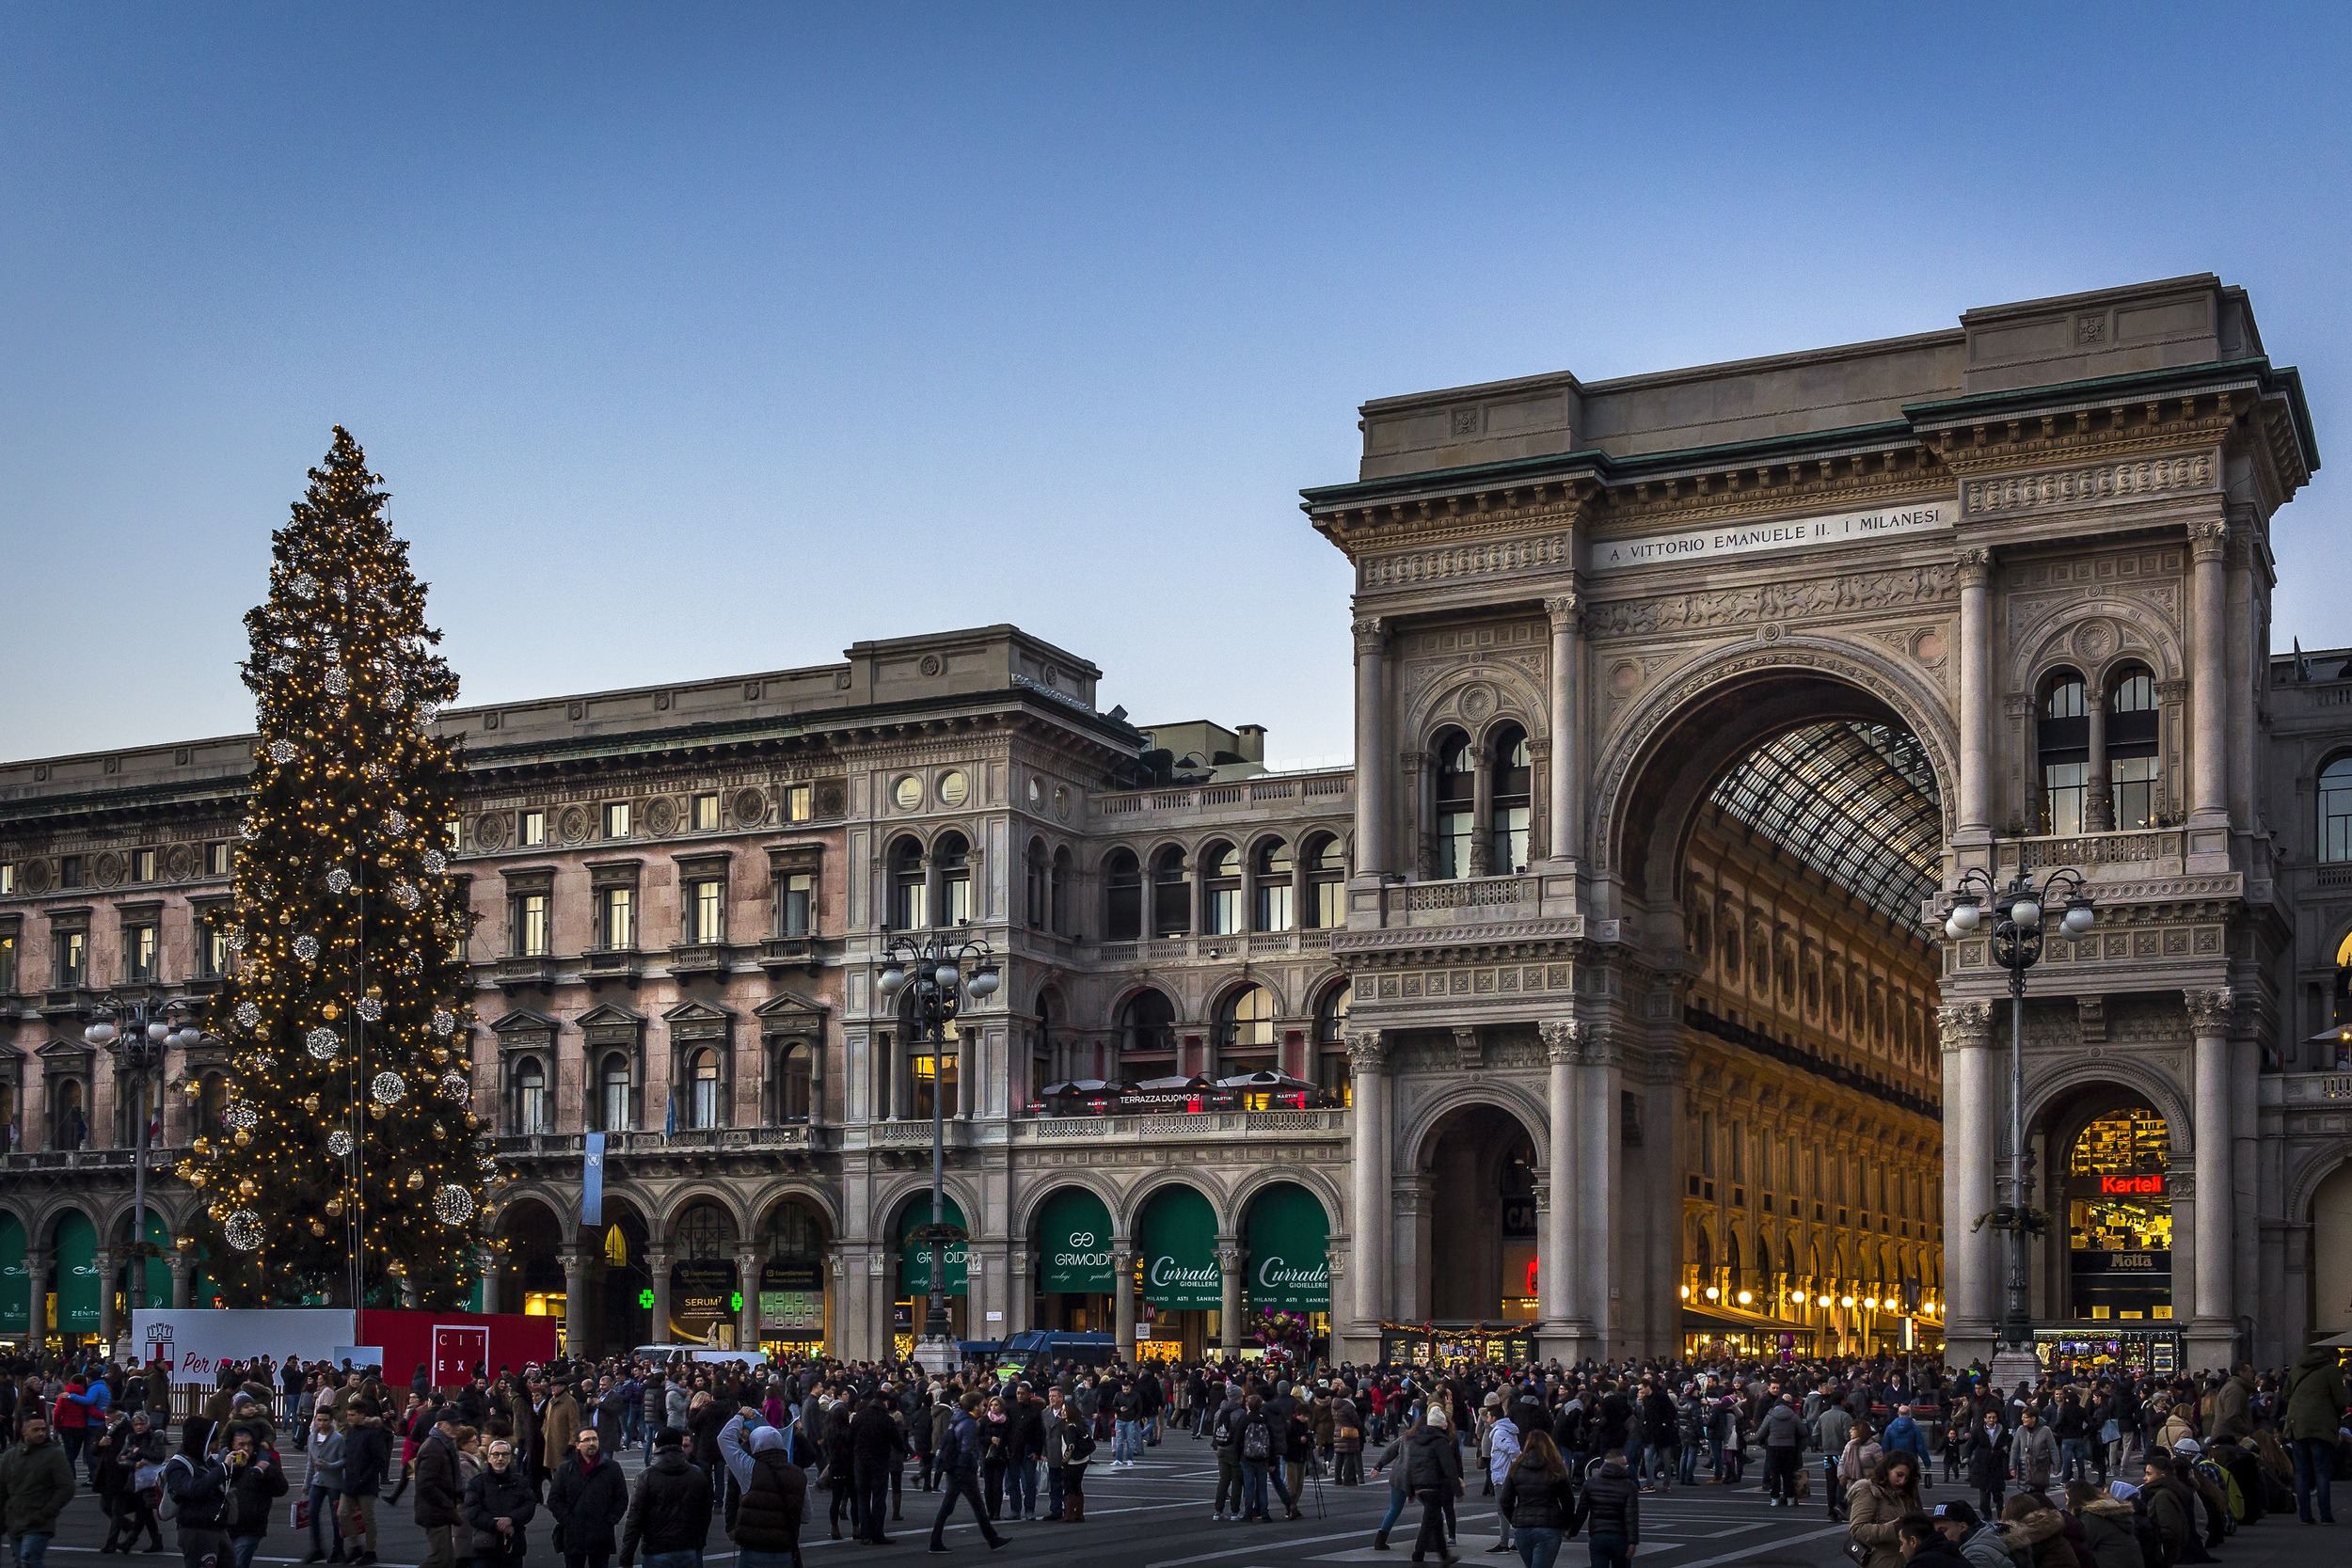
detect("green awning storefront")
[1245,1183,1330,1310]
[0,1216,26,1335]
[55,1212,98,1333]
[1037,1190,1115,1293]
[899,1197,969,1297]
[1137,1186,1219,1309]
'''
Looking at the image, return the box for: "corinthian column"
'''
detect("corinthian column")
[2186,989,2234,1345]
[1545,593,1582,863]
[2188,522,2229,829]
[1938,1002,1995,1356]
[1538,1021,1586,1351]
[1956,548,1994,844]
[1216,1240,1245,1351]
[1112,1243,1137,1364]
[1352,617,1391,881]
[1346,1031,1391,1335]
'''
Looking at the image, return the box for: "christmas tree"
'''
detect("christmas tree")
[187,427,486,1307]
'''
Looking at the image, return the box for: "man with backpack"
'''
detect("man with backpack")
[1236,1394,1296,1524]
[161,1418,235,1568]
[1208,1386,1245,1521]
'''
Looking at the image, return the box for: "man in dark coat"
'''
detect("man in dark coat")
[727,1424,805,1568]
[618,1429,711,1568]
[549,1428,629,1568]
[412,1409,466,1568]
[465,1436,537,1565]
[850,1398,904,1544]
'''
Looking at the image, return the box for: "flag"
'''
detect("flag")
[664,1092,675,1138]
[581,1132,605,1227]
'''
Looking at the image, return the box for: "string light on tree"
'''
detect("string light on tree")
[199,427,484,1308]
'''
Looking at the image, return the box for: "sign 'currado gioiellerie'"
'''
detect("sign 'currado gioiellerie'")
[1244,1183,1331,1310]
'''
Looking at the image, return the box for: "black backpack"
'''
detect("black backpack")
[1242,1418,1272,1461]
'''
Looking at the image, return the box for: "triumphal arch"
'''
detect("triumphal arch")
[1306,275,2323,1372]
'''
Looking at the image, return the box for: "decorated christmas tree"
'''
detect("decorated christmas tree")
[187,427,486,1307]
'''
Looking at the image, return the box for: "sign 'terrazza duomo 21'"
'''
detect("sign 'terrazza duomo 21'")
[3,274,2348,1376]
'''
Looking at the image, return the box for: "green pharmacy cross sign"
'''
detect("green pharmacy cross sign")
[730,1291,744,1313]
[638,1288,656,1309]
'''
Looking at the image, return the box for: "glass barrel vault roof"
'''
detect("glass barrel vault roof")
[1707,721,1942,931]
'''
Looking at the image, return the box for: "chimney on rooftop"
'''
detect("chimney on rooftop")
[1234,724,1265,764]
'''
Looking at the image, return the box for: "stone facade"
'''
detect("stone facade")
[2,273,2344,1371]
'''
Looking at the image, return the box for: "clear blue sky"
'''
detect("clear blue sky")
[5,5,2345,766]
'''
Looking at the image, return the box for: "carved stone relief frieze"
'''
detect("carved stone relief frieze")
[1583,565,1958,640]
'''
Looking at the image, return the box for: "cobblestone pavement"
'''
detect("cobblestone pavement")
[26,1435,2346,1568]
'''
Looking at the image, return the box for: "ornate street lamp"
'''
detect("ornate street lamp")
[874,930,998,1373]
[1947,865,2095,1386]
[84,996,206,1333]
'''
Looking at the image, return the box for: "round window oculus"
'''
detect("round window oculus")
[1053,785,1072,821]
[893,776,923,811]
[939,769,969,807]
[1027,777,1043,808]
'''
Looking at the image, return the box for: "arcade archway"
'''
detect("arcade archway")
[1415,1101,1543,1324]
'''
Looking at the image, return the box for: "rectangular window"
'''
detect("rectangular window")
[691,793,720,832]
[443,821,463,851]
[200,924,230,979]
[781,873,814,938]
[1256,879,1294,933]
[0,933,15,992]
[1492,804,1530,875]
[785,784,813,822]
[1312,879,1343,931]
[124,925,158,983]
[58,856,82,890]
[1436,811,1472,879]
[133,848,157,883]
[599,886,635,949]
[1700,1111,1715,1178]
[57,930,87,987]
[688,880,725,944]
[1730,1120,1745,1184]
[2111,755,2158,830]
[519,810,547,847]
[516,894,549,958]
[2043,761,2088,836]
[1206,885,1240,936]
[940,873,971,927]
[604,801,631,839]
[0,864,11,895]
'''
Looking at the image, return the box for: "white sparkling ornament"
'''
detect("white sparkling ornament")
[268,740,297,764]
[226,928,246,952]
[224,1211,265,1250]
[432,1009,456,1036]
[325,669,349,695]
[251,1054,276,1072]
[240,820,258,842]
[292,572,319,599]
[235,1001,262,1029]
[438,1071,469,1102]
[363,762,389,781]
[327,1130,354,1157]
[383,684,405,708]
[417,703,440,727]
[432,1184,476,1225]
[225,1103,259,1130]
[371,1071,406,1104]
[326,869,353,894]
[384,811,408,834]
[391,880,421,910]
[294,936,320,962]
[357,996,383,1022]
[422,850,447,875]
[305,1027,340,1060]
[270,655,293,674]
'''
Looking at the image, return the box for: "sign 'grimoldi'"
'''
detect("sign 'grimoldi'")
[1591,499,1957,573]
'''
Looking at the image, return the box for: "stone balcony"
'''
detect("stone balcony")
[1091,771,1352,827]
[1093,930,1333,965]
[492,1124,832,1176]
[1010,1106,1348,1143]
[1994,830,2192,884]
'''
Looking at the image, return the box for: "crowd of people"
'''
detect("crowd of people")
[0,1343,2332,1568]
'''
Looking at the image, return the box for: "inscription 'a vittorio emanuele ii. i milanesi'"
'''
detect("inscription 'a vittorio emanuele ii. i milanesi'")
[1592,499,1956,571]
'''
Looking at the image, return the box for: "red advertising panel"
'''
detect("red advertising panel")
[357,1310,559,1388]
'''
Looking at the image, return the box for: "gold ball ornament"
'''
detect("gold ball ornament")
[405,1170,425,1190]
[310,1219,326,1237]
[325,1196,343,1216]
[233,1129,251,1148]
[237,1178,257,1197]
[303,1094,321,1115]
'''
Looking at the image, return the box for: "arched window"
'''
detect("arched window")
[515,1055,548,1134]
[1305,835,1345,929]
[1489,723,1531,873]
[54,1079,87,1150]
[1314,982,1351,1104]
[935,832,972,927]
[2039,671,2090,835]
[1201,842,1242,935]
[1216,984,1276,1078]
[1254,841,1294,932]
[1152,847,1190,936]
[1025,841,1047,929]
[690,1049,723,1130]
[775,1041,812,1123]
[1118,989,1177,1064]
[889,837,927,930]
[1104,849,1142,941]
[1050,847,1073,937]
[676,1204,731,1260]
[598,1051,633,1132]
[2108,665,2160,829]
[2321,756,2352,863]
[1434,731,1474,879]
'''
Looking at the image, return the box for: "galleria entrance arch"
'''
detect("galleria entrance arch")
[1308,275,2314,1368]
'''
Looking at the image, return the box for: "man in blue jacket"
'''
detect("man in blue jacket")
[925,1396,1005,1555]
